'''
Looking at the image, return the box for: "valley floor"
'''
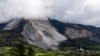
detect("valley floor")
[0,47,100,56]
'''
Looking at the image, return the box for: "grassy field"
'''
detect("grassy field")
[1,47,100,56]
[0,47,11,56]
[0,47,73,56]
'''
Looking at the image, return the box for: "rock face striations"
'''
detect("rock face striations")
[22,20,66,50]
[2,19,66,50]
[49,19,100,43]
[1,18,100,50]
[65,28,93,39]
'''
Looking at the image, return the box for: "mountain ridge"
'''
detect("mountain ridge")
[0,19,67,50]
[0,18,100,50]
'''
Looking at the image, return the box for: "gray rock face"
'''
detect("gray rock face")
[2,19,100,50]
[3,19,22,30]
[2,19,67,50]
[65,28,100,43]
[65,28,93,39]
[22,20,67,50]
[49,19,100,43]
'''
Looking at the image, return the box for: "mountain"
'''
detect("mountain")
[49,19,100,49]
[0,18,66,50]
[0,18,100,50]
[49,19,100,42]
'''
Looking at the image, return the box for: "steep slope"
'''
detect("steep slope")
[1,18,100,50]
[49,19,100,43]
[22,20,66,50]
[49,19,100,50]
[2,18,26,32]
[1,19,67,50]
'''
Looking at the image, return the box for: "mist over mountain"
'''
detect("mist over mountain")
[0,0,100,50]
[0,0,100,27]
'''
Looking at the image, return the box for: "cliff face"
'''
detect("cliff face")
[2,19,26,32]
[65,28,93,39]
[1,19,66,50]
[22,20,66,50]
[49,19,100,43]
[65,28,100,43]
[1,19,100,50]
[3,19,22,30]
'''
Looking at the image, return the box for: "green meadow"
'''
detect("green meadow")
[0,46,100,56]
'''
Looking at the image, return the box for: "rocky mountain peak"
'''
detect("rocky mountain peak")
[2,19,67,50]
[1,18,100,50]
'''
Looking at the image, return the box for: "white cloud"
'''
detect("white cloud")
[0,0,52,22]
[0,0,100,27]
[61,0,100,27]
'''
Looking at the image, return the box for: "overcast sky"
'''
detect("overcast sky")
[0,0,100,27]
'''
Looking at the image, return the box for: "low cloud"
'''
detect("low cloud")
[0,0,52,22]
[0,0,100,27]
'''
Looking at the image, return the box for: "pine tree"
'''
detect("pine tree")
[27,46,35,56]
[9,41,26,56]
